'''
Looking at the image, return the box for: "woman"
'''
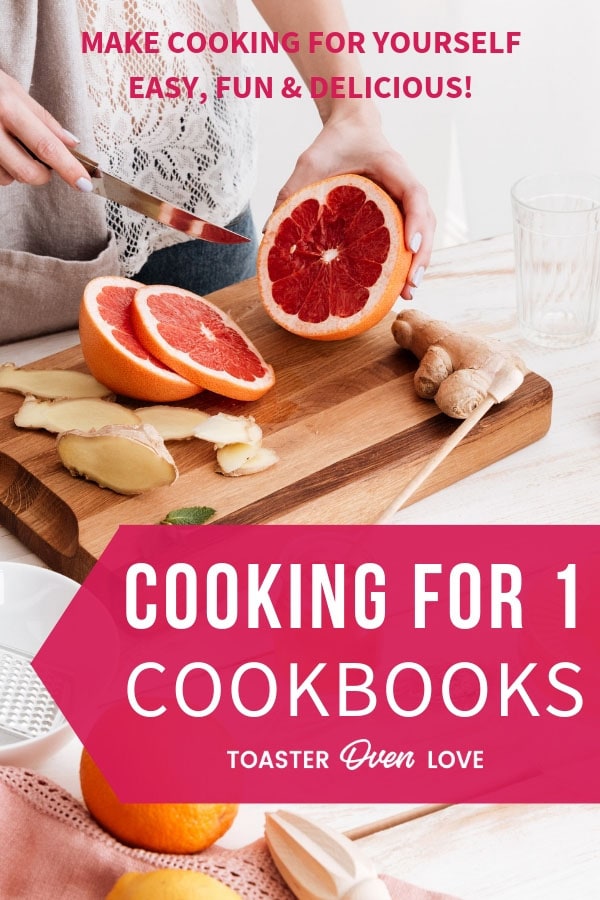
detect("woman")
[0,0,434,342]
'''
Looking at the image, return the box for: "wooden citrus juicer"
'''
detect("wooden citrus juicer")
[265,809,392,899]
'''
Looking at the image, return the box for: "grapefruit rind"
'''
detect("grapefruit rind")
[257,173,411,341]
[79,276,201,403]
[131,285,276,401]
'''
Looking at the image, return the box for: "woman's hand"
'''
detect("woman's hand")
[0,70,92,191]
[275,104,436,300]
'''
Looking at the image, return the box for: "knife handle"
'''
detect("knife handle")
[15,138,100,177]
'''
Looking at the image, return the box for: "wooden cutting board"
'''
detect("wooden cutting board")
[0,277,552,582]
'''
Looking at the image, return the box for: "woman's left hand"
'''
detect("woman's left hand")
[273,105,436,300]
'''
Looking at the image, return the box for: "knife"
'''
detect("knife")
[52,146,247,244]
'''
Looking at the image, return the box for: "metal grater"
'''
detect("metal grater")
[0,644,65,745]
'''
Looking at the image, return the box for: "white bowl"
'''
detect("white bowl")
[0,562,79,768]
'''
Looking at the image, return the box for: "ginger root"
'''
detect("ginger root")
[392,309,527,418]
[57,424,178,494]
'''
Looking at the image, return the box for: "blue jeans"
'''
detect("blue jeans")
[135,206,258,295]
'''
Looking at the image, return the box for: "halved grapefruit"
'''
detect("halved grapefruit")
[131,286,275,401]
[79,276,201,402]
[258,174,412,340]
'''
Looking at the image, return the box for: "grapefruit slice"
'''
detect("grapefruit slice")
[258,174,412,340]
[79,276,201,402]
[131,285,275,401]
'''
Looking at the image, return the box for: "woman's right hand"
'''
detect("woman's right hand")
[0,70,93,191]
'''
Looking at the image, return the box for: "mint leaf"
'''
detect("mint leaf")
[160,506,216,525]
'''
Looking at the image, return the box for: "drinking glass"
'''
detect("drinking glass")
[511,173,600,347]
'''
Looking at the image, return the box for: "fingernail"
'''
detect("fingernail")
[412,265,425,288]
[62,128,81,144]
[76,176,93,192]
[409,231,423,254]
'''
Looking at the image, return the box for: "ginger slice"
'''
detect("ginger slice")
[217,444,279,476]
[0,363,113,399]
[14,396,141,433]
[392,309,527,419]
[135,405,211,440]
[57,424,178,495]
[194,412,262,448]
[215,442,257,474]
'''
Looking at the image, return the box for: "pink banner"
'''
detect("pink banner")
[34,525,599,803]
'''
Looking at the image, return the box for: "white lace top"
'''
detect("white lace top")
[76,0,257,275]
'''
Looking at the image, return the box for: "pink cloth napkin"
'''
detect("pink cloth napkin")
[0,767,459,899]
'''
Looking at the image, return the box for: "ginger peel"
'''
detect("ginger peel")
[15,396,141,433]
[392,309,527,418]
[0,363,113,400]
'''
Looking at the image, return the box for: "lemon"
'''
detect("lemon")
[106,869,243,899]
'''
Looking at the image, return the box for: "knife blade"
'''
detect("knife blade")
[70,148,250,244]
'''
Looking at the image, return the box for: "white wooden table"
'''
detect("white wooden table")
[1,234,598,898]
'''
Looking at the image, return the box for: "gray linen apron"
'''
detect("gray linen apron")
[0,0,118,342]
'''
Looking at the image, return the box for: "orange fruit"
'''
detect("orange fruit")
[257,173,412,340]
[79,276,201,402]
[131,285,275,401]
[106,869,242,899]
[80,748,238,854]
